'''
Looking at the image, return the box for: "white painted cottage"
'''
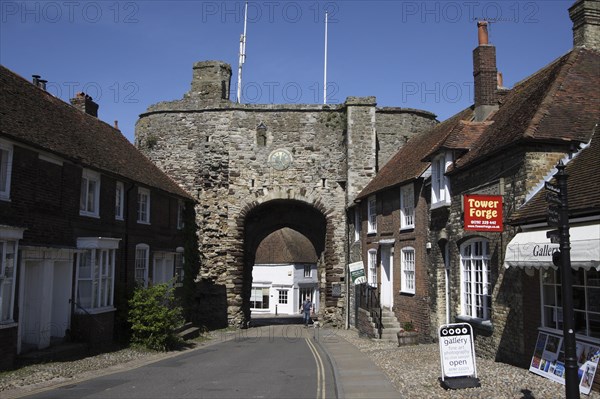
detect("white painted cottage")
[251,228,319,315]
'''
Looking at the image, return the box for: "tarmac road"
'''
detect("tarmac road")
[20,324,336,399]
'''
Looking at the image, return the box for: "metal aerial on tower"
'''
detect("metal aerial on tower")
[237,1,248,103]
[323,11,328,105]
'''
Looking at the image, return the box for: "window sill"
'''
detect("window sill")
[80,211,100,218]
[367,231,377,236]
[0,321,18,330]
[115,217,124,221]
[431,201,451,210]
[75,307,116,315]
[399,226,415,232]
[0,196,11,202]
[456,315,493,332]
[538,327,600,346]
[400,290,415,296]
[136,221,151,225]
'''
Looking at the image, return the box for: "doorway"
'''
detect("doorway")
[380,245,393,310]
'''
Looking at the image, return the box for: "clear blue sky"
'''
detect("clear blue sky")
[1,1,574,142]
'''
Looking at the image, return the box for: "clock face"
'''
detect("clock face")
[269,149,292,171]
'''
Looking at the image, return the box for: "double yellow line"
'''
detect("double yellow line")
[306,337,326,399]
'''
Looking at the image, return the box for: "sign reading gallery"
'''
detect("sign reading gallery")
[464,194,503,232]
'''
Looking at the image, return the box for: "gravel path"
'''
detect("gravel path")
[1,328,598,399]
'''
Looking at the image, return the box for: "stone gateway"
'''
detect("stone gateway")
[135,61,436,328]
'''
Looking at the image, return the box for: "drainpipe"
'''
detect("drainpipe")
[444,244,450,325]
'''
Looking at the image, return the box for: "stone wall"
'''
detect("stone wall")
[136,60,436,328]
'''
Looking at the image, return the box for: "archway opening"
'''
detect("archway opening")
[243,200,327,326]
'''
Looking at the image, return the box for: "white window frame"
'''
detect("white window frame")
[354,207,361,242]
[400,183,415,230]
[400,247,416,294]
[0,140,14,202]
[278,289,288,304]
[75,237,120,314]
[80,169,101,217]
[115,181,124,220]
[304,264,312,278]
[175,247,184,287]
[431,152,452,209]
[460,238,491,321]
[368,249,378,288]
[137,187,151,224]
[367,196,377,234]
[135,243,150,287]
[177,200,185,230]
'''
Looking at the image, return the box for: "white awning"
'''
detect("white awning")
[504,224,600,271]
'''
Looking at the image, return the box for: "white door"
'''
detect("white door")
[380,246,393,309]
[50,261,72,340]
[153,253,174,285]
[21,260,52,349]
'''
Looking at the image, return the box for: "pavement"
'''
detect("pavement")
[316,328,399,399]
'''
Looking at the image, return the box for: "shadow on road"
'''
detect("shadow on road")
[249,314,305,327]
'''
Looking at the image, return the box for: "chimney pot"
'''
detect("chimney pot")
[473,20,498,121]
[114,120,119,130]
[477,21,489,45]
[32,75,41,86]
[38,79,47,91]
[497,72,504,88]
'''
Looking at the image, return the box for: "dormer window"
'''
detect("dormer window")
[431,152,452,208]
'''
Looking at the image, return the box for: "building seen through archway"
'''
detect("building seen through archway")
[251,227,319,316]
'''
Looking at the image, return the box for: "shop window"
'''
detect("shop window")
[460,239,491,321]
[541,268,600,339]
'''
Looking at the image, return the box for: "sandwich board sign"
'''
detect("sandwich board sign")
[439,323,481,389]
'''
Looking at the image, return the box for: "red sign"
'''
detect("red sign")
[464,195,503,232]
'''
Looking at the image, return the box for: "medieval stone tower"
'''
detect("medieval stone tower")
[135,61,436,327]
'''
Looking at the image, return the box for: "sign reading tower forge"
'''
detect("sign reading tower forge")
[135,61,436,328]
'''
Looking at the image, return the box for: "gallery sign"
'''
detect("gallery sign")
[348,261,366,284]
[464,194,503,232]
[439,323,478,382]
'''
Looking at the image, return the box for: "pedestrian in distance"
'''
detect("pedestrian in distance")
[301,297,312,327]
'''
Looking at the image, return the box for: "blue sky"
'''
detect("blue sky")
[1,1,574,142]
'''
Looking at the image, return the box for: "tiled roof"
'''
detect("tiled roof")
[452,48,600,172]
[509,129,600,224]
[357,107,472,199]
[255,227,318,264]
[0,65,192,200]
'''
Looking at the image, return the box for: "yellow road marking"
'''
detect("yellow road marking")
[306,337,326,399]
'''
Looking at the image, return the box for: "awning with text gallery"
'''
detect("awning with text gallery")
[503,224,600,271]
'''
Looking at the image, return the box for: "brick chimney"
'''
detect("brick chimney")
[473,21,499,121]
[569,0,600,50]
[70,92,98,117]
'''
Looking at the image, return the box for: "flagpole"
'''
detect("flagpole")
[323,11,328,105]
[237,1,248,103]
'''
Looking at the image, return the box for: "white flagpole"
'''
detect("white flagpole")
[237,1,248,103]
[323,11,328,105]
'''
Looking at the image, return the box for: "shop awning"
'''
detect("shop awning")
[504,224,600,271]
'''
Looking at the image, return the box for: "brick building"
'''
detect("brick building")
[352,0,599,370]
[0,66,195,370]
